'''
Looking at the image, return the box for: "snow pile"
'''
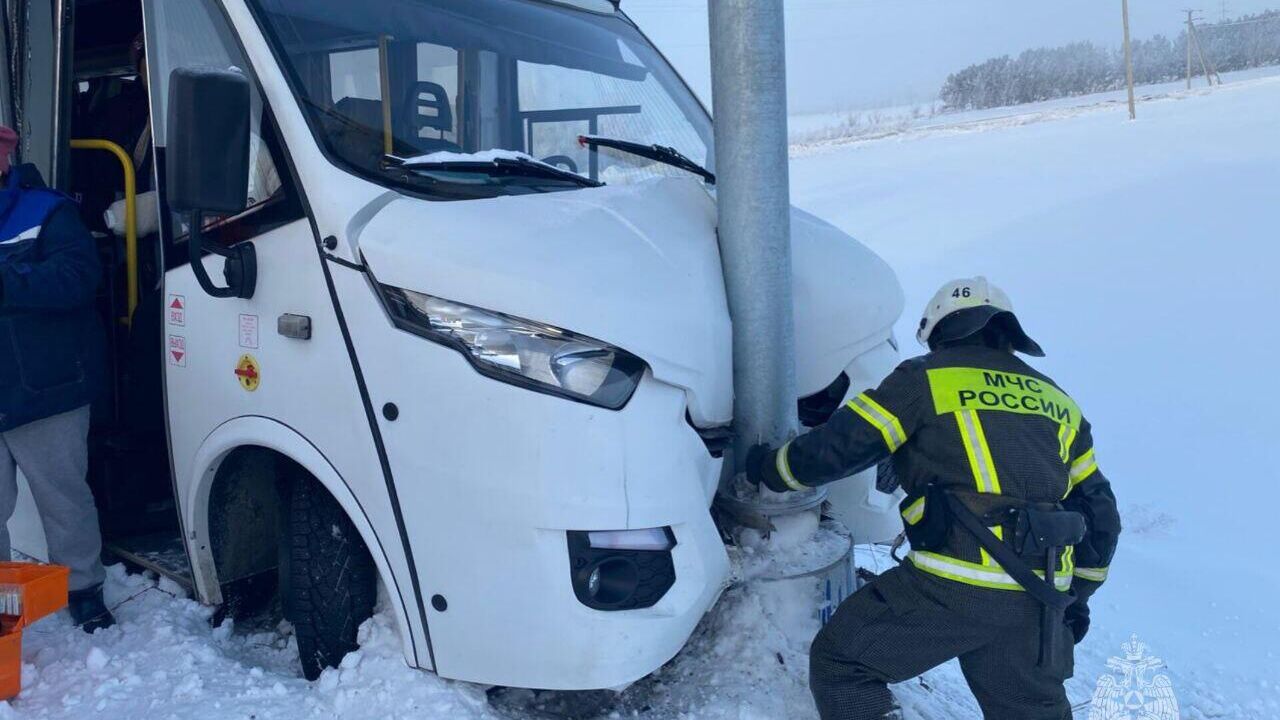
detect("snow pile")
[11,565,494,720]
[790,102,940,147]
[733,513,850,583]
[614,575,823,718]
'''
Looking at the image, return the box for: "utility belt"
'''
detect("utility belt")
[899,484,1086,671]
[901,487,1076,563]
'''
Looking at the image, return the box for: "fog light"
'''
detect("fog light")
[585,558,640,606]
[567,529,677,611]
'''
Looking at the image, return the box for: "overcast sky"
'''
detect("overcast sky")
[623,0,1279,113]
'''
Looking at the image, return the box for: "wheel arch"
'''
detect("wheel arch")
[183,415,421,667]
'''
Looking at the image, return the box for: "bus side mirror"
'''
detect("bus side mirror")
[166,67,256,299]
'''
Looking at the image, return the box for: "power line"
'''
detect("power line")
[1197,15,1280,29]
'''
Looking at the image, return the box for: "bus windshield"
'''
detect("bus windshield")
[250,0,714,197]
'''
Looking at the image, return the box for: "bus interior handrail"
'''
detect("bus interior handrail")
[69,138,138,326]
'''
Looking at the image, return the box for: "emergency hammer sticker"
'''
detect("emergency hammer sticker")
[235,354,261,392]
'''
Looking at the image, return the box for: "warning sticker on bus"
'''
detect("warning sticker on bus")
[167,294,186,326]
[168,336,187,367]
[235,354,261,392]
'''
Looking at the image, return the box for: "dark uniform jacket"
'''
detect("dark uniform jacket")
[757,344,1120,597]
[0,167,103,432]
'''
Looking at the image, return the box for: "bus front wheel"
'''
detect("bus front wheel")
[279,477,377,680]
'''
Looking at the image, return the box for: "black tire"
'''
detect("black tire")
[280,478,377,680]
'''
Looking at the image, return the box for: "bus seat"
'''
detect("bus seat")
[333,97,385,132]
[408,81,453,136]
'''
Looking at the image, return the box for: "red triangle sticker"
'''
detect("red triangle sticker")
[170,297,184,309]
[172,351,185,362]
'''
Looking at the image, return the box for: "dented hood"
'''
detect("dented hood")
[790,208,904,395]
[356,178,735,425]
[355,177,902,423]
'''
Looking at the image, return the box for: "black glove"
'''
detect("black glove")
[744,444,770,487]
[1066,577,1103,644]
[1064,599,1090,644]
[744,444,797,493]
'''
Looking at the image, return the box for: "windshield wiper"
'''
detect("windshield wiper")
[578,135,715,185]
[384,154,603,188]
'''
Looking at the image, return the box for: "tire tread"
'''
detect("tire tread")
[281,478,377,680]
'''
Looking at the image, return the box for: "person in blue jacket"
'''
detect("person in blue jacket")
[0,125,114,632]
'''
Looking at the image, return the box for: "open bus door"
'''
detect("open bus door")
[5,0,196,591]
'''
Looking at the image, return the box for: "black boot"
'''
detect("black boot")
[68,585,116,633]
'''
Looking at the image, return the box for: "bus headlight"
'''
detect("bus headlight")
[380,286,647,410]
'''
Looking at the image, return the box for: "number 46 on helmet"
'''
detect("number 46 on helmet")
[917,276,1045,357]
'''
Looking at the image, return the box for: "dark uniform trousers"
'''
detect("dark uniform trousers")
[811,563,1072,720]
[752,345,1120,720]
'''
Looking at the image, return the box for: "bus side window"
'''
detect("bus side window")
[322,41,461,159]
[144,0,301,250]
[202,113,302,248]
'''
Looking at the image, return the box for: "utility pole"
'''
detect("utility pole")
[708,1,802,488]
[1186,10,1195,88]
[1188,15,1217,85]
[1122,0,1137,120]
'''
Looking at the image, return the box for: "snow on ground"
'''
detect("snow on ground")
[792,71,1280,719]
[791,65,1280,156]
[9,73,1280,719]
[10,565,494,720]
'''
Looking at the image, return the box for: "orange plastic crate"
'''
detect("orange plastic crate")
[0,629,19,701]
[0,562,69,630]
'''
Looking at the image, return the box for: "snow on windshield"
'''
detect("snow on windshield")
[400,149,541,165]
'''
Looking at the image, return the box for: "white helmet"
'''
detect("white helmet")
[916,277,1044,356]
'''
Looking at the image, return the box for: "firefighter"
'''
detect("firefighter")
[747,277,1120,720]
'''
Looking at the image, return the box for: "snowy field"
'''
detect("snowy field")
[9,74,1280,719]
[791,72,1280,719]
[789,65,1280,151]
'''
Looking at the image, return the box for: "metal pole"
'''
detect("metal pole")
[1122,0,1137,120]
[1187,11,1195,88]
[1204,37,1221,85]
[708,0,799,464]
[378,34,394,156]
[1189,19,1218,85]
[51,0,73,188]
[7,1,28,155]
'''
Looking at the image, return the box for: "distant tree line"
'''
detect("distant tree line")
[940,11,1280,111]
